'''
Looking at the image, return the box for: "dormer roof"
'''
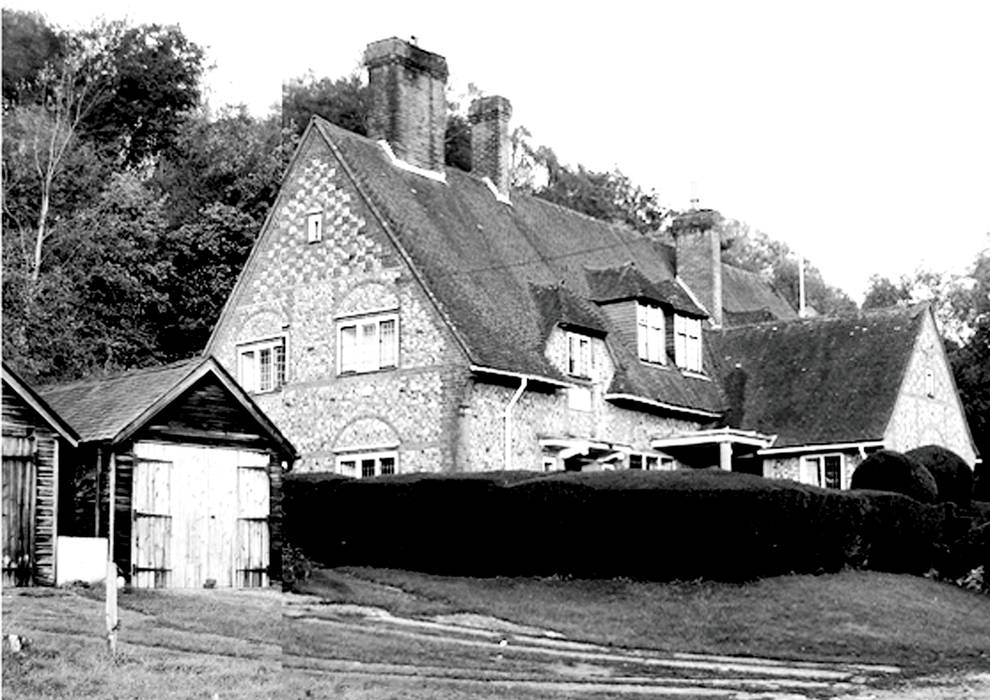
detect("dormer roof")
[585,263,706,317]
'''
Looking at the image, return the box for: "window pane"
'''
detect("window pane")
[340,325,357,372]
[379,319,397,368]
[361,459,376,478]
[637,305,649,360]
[580,338,591,376]
[275,342,286,388]
[568,334,578,374]
[645,456,658,471]
[240,351,256,392]
[339,460,356,476]
[824,456,842,489]
[629,454,643,470]
[380,456,395,476]
[361,322,377,371]
[259,348,272,391]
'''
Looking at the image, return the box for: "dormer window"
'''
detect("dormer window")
[636,303,665,364]
[307,210,323,243]
[674,315,703,373]
[566,331,593,378]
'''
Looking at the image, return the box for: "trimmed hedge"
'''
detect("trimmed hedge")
[906,445,974,506]
[850,449,939,503]
[284,469,948,582]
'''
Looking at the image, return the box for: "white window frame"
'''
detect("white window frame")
[336,450,398,479]
[674,314,703,373]
[566,331,593,378]
[307,210,323,243]
[337,312,399,375]
[238,336,286,393]
[803,453,845,489]
[636,302,665,365]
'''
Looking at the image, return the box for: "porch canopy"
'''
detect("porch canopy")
[539,437,632,470]
[650,427,776,471]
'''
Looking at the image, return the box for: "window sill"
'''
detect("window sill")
[679,369,710,381]
[337,365,399,378]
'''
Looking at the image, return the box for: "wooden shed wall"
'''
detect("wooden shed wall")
[2,382,59,585]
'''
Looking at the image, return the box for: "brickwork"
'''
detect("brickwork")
[469,96,512,195]
[211,132,464,474]
[884,313,977,465]
[364,38,448,172]
[675,229,722,326]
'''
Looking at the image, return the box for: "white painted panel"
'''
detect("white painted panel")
[55,536,107,585]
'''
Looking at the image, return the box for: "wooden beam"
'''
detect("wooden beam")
[144,426,267,444]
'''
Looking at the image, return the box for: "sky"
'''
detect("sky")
[7,0,990,302]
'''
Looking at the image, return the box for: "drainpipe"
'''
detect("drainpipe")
[503,378,528,470]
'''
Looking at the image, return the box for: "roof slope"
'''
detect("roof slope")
[317,118,723,414]
[39,359,200,443]
[720,264,798,324]
[710,305,927,447]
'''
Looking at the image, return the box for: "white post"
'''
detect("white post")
[719,441,733,471]
[106,450,118,655]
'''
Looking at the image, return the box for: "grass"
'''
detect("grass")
[303,567,990,675]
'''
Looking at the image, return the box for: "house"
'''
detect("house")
[709,303,978,487]
[38,357,296,588]
[205,36,977,484]
[2,362,80,586]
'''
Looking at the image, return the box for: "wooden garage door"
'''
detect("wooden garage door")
[133,444,269,588]
[2,435,35,587]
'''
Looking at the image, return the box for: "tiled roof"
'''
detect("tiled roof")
[721,264,798,323]
[316,118,723,414]
[585,263,706,316]
[710,305,927,447]
[2,361,80,445]
[39,359,203,443]
[531,284,609,340]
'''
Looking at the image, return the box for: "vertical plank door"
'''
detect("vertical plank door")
[2,435,36,586]
[131,457,172,588]
[236,451,270,587]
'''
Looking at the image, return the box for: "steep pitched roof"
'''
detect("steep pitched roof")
[315,117,724,415]
[720,264,798,324]
[710,304,927,447]
[2,362,79,446]
[39,357,296,458]
[531,284,609,340]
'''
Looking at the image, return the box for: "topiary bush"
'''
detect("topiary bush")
[906,445,974,506]
[850,449,939,503]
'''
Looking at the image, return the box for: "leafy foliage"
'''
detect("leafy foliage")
[906,445,974,506]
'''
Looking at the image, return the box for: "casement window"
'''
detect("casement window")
[337,313,399,374]
[566,331,593,378]
[804,454,844,489]
[636,303,665,364]
[238,337,286,393]
[674,314,703,373]
[337,451,397,479]
[307,210,323,243]
[628,453,675,471]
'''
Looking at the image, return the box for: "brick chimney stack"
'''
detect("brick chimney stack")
[675,225,723,327]
[364,37,448,172]
[468,95,513,198]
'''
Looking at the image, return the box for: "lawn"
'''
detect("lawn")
[299,567,990,675]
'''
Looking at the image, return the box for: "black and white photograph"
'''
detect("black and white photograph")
[2,1,989,698]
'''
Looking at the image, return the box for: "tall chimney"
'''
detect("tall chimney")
[363,37,448,172]
[675,220,723,327]
[468,95,512,198]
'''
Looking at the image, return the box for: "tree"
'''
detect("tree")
[282,71,368,137]
[720,219,857,316]
[2,9,64,107]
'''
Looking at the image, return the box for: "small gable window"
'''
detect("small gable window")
[337,450,397,478]
[925,368,935,398]
[238,337,286,393]
[636,303,665,364]
[337,313,399,374]
[674,314,703,373]
[566,331,593,378]
[307,210,323,243]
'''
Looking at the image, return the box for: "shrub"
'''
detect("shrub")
[906,445,974,506]
[850,450,938,503]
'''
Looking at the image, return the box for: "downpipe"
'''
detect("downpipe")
[504,378,528,470]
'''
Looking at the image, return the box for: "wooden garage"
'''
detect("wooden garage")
[2,362,80,586]
[40,356,296,588]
